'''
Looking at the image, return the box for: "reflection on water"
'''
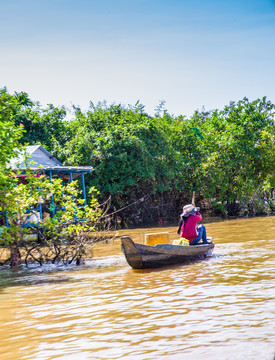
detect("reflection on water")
[0,217,274,360]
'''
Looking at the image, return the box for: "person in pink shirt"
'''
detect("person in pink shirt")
[177,204,211,245]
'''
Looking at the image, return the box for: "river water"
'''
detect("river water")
[0,217,274,360]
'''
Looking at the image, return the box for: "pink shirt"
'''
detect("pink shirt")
[180,212,202,241]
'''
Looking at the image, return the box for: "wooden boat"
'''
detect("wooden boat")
[121,236,215,269]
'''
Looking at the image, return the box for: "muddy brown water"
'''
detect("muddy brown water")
[0,217,274,360]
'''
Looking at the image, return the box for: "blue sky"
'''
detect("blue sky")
[1,0,275,117]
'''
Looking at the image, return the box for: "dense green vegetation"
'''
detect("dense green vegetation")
[1,87,274,228]
[0,89,110,266]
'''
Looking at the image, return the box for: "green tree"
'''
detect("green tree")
[194,97,275,214]
[0,88,25,216]
[0,168,105,266]
[0,87,69,153]
[55,102,203,224]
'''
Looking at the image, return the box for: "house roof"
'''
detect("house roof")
[41,166,94,174]
[10,145,93,174]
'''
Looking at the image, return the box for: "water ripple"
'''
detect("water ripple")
[0,219,275,360]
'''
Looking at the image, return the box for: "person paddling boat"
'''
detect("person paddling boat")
[177,194,212,245]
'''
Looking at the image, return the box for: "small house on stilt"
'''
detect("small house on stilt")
[3,145,93,227]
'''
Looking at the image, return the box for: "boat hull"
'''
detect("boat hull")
[121,236,215,269]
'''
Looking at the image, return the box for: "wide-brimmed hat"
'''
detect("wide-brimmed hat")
[181,204,200,217]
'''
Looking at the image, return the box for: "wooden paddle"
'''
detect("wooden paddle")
[192,191,196,206]
[145,191,196,246]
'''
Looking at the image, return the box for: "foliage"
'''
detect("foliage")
[1,87,274,223]
[192,97,275,214]
[0,88,25,214]
[0,165,110,266]
[53,102,203,223]
[0,87,69,153]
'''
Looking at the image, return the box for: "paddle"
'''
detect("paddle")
[192,190,196,207]
[146,191,196,246]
